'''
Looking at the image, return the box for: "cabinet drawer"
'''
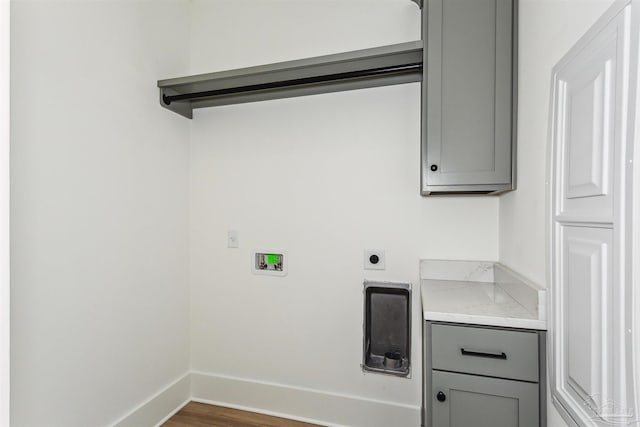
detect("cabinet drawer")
[431,324,539,382]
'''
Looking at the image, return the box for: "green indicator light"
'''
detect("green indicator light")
[267,254,279,265]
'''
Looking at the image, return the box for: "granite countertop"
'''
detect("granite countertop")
[420,260,547,330]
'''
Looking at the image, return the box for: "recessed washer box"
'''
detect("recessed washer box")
[362,280,411,377]
[252,250,287,276]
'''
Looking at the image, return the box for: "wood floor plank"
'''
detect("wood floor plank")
[162,402,322,427]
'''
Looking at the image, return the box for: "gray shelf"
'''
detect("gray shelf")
[157,41,424,119]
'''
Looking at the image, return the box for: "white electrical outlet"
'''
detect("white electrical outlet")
[364,250,385,270]
[227,230,239,248]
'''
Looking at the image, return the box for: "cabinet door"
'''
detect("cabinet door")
[422,0,514,193]
[431,371,538,427]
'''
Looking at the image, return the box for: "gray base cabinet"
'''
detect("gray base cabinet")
[423,322,546,427]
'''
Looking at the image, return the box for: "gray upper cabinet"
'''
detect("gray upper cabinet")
[422,0,516,195]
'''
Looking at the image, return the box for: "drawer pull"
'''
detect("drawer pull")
[460,348,507,360]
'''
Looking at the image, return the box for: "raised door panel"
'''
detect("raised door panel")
[552,22,620,221]
[431,370,538,427]
[424,0,513,189]
[559,226,614,416]
[566,71,609,200]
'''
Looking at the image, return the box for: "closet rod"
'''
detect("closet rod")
[162,62,423,105]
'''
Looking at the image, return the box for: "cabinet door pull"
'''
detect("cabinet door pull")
[460,348,507,360]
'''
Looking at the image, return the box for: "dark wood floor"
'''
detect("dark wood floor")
[162,402,322,427]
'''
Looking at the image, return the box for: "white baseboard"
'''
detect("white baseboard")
[190,371,421,427]
[112,373,191,427]
[110,371,421,427]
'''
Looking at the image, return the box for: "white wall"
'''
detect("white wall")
[10,1,191,426]
[1,0,10,425]
[499,0,616,425]
[500,0,616,287]
[188,1,499,425]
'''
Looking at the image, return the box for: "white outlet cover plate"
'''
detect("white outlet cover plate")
[227,230,239,248]
[364,250,385,270]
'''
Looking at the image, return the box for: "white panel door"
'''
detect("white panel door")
[548,2,637,426]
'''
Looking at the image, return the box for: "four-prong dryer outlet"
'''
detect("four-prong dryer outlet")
[364,250,385,270]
